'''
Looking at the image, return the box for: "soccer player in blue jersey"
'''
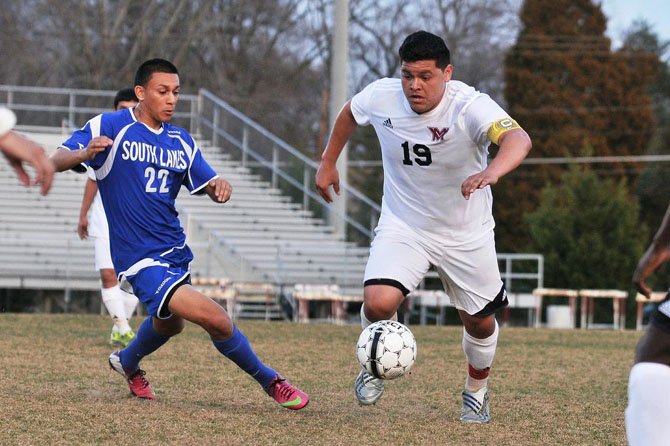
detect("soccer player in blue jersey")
[50,58,309,410]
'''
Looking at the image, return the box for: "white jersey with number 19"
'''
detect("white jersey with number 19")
[60,107,217,273]
[350,78,512,245]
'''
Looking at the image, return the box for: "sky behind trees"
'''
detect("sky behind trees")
[601,0,670,49]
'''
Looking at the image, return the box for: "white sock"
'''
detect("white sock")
[360,304,397,329]
[462,320,499,392]
[626,362,670,446]
[101,285,131,335]
[121,289,139,322]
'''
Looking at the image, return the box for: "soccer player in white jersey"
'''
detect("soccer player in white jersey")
[78,88,140,348]
[626,203,670,445]
[0,107,54,195]
[50,59,309,409]
[316,31,532,423]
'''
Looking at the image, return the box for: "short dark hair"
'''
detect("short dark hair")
[113,87,138,109]
[399,31,450,68]
[134,58,179,87]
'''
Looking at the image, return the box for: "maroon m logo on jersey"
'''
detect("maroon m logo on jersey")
[428,127,449,141]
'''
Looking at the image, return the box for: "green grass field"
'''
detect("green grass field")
[0,314,640,445]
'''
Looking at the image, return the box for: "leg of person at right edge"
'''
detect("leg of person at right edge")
[354,284,403,405]
[625,323,670,445]
[111,284,309,409]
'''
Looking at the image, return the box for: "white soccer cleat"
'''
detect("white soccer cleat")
[355,369,385,405]
[460,387,491,423]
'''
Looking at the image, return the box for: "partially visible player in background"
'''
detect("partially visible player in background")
[626,202,670,445]
[78,88,139,347]
[50,58,309,409]
[0,106,54,195]
[316,31,531,423]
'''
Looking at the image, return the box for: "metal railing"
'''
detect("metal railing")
[1,84,381,245]
[423,253,544,294]
[498,253,544,292]
[196,89,381,244]
[0,84,198,132]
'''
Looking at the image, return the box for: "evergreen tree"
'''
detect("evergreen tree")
[496,0,657,252]
[526,165,647,292]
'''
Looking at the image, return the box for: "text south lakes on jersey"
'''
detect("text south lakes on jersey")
[120,140,188,170]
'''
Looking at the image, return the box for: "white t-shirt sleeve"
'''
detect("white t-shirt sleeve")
[86,166,96,181]
[462,95,511,147]
[350,81,378,126]
[0,107,17,137]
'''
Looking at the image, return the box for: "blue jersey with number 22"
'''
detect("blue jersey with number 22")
[61,107,217,275]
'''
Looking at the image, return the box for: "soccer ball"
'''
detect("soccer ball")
[356,320,417,380]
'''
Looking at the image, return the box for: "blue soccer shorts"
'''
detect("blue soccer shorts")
[119,246,193,319]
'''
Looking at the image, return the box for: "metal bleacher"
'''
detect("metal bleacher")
[176,151,369,290]
[0,131,97,291]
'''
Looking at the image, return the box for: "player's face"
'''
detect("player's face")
[115,100,138,111]
[135,72,180,126]
[400,60,453,114]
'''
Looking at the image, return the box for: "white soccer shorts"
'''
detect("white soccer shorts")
[363,214,503,315]
[93,236,114,271]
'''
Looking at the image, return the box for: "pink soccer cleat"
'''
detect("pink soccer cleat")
[266,375,309,410]
[108,351,156,400]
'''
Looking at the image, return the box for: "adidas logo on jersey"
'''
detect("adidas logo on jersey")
[382,118,393,129]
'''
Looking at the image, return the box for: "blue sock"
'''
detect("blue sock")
[212,326,277,388]
[120,316,171,372]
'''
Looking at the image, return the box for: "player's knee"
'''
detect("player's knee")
[200,312,234,339]
[99,269,118,288]
[461,313,496,339]
[154,316,184,337]
[363,286,404,321]
[363,299,398,321]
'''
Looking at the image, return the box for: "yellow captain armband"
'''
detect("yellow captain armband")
[487,118,521,145]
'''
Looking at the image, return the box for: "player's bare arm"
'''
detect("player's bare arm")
[77,179,98,239]
[315,101,358,203]
[461,126,531,200]
[205,178,232,203]
[0,131,54,195]
[51,136,112,172]
[633,204,670,297]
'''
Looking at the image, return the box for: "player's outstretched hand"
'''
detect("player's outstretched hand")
[315,162,340,203]
[206,178,232,203]
[0,131,55,195]
[632,250,664,299]
[634,277,652,300]
[461,171,499,200]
